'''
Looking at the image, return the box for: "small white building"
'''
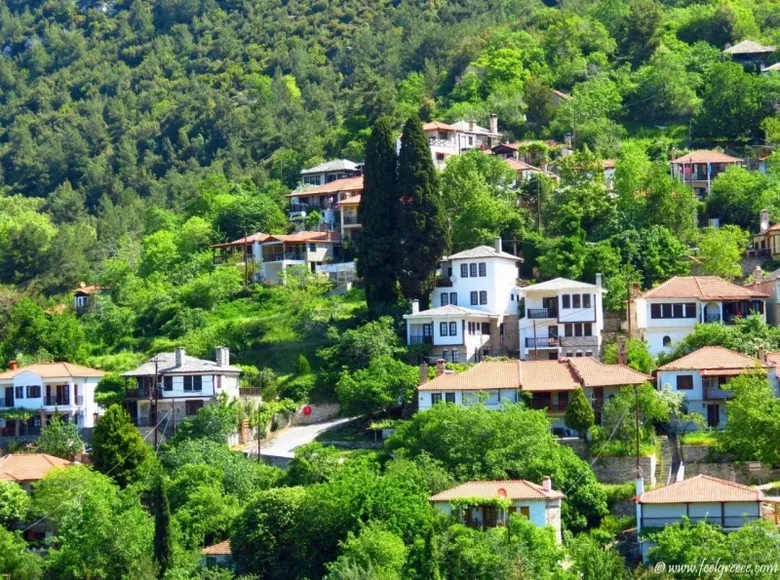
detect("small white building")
[430,478,564,544]
[299,159,361,187]
[656,346,776,429]
[633,276,768,356]
[0,362,105,433]
[404,240,522,362]
[636,474,779,561]
[200,539,234,570]
[412,118,501,169]
[122,347,242,428]
[670,150,743,199]
[519,276,606,361]
[286,175,363,227]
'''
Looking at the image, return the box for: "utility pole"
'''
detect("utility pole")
[244,232,249,291]
[536,177,541,233]
[626,276,633,339]
[635,384,640,473]
[152,358,160,448]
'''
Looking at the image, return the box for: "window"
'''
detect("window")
[449,321,457,336]
[431,393,442,405]
[662,336,672,347]
[662,304,672,318]
[575,352,583,357]
[685,303,697,318]
[441,293,449,306]
[440,322,449,336]
[574,323,583,337]
[583,294,591,308]
[565,323,573,337]
[558,391,569,408]
[651,303,697,319]
[185,376,202,392]
[481,322,491,335]
[651,304,662,319]
[460,264,468,278]
[450,292,457,306]
[470,291,478,305]
[184,376,193,391]
[479,291,488,305]
[584,323,592,337]
[673,304,684,318]
[573,294,581,308]
[451,350,460,362]
[185,400,204,416]
[520,506,530,518]
[163,376,173,391]
[585,351,593,357]
[423,324,433,337]
[26,385,41,398]
[15,386,23,399]
[478,262,487,277]
[562,294,571,309]
[445,392,456,404]
[309,243,317,252]
[677,375,694,390]
[469,263,477,277]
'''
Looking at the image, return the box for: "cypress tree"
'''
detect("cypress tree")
[357,117,399,311]
[153,476,173,576]
[564,387,595,440]
[396,117,450,307]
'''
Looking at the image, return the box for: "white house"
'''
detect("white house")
[430,478,565,544]
[404,240,522,362]
[655,346,775,429]
[411,118,501,169]
[519,276,606,361]
[636,474,779,561]
[299,159,361,187]
[633,276,768,356]
[0,362,105,434]
[286,175,363,227]
[670,150,743,198]
[122,347,242,428]
[200,540,233,570]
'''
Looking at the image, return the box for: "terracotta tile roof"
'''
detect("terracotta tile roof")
[0,362,105,381]
[567,357,651,387]
[445,245,521,261]
[519,360,580,392]
[657,346,766,371]
[201,539,231,556]
[602,159,616,169]
[0,454,72,482]
[336,195,361,206]
[286,176,363,197]
[73,284,103,296]
[766,352,780,367]
[266,231,341,244]
[430,480,564,502]
[671,150,743,164]
[418,360,520,392]
[504,158,541,172]
[210,232,273,249]
[422,120,458,132]
[724,40,776,55]
[640,276,768,300]
[638,475,774,504]
[552,89,571,101]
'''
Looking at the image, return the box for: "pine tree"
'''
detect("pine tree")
[91,404,151,488]
[396,117,450,307]
[564,387,595,439]
[357,116,399,311]
[153,476,173,577]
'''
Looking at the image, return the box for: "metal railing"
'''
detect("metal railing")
[528,400,568,412]
[705,387,733,400]
[342,216,360,225]
[44,395,70,406]
[704,313,721,323]
[527,308,557,319]
[641,516,759,529]
[409,335,433,345]
[525,337,559,348]
[266,253,305,262]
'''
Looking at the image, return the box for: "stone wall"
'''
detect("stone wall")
[592,455,657,487]
[681,444,780,484]
[290,403,341,426]
[322,440,382,450]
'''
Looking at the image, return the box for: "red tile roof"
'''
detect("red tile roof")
[518,360,580,393]
[210,232,273,249]
[336,195,361,206]
[422,121,458,132]
[640,277,768,300]
[73,284,103,296]
[267,231,341,244]
[418,360,519,392]
[286,176,363,197]
[0,362,105,381]
[201,539,231,556]
[430,480,564,502]
[638,475,776,504]
[657,346,766,371]
[671,150,743,164]
[567,357,651,387]
[0,454,72,482]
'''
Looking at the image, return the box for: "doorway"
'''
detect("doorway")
[706,404,720,428]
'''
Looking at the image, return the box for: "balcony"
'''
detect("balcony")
[525,337,559,348]
[560,336,598,348]
[342,216,360,226]
[409,335,433,345]
[704,313,721,323]
[705,387,733,400]
[44,395,70,406]
[641,515,759,529]
[428,137,457,150]
[528,400,568,412]
[126,387,161,399]
[527,308,557,319]
[435,277,453,288]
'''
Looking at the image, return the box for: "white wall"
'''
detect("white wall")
[161,374,216,399]
[418,389,519,411]
[432,257,518,316]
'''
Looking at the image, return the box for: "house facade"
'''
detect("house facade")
[633,276,768,356]
[519,276,606,361]
[656,346,776,429]
[749,209,780,260]
[73,283,105,314]
[430,478,564,544]
[404,240,521,362]
[414,118,501,169]
[670,150,743,198]
[636,474,779,561]
[122,347,242,428]
[299,159,361,187]
[723,40,776,72]
[286,175,363,228]
[0,362,105,435]
[336,194,361,241]
[200,540,234,570]
[753,266,780,324]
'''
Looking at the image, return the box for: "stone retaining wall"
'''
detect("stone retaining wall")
[290,403,341,426]
[592,455,657,487]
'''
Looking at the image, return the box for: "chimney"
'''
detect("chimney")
[8,360,17,371]
[729,470,737,483]
[758,345,766,363]
[489,113,498,135]
[595,273,602,288]
[419,362,429,386]
[215,346,229,367]
[760,209,769,233]
[175,346,185,367]
[617,336,628,365]
[469,120,475,132]
[494,237,502,253]
[436,359,446,377]
[670,147,677,162]
[754,265,763,284]
[411,299,420,315]
[542,476,552,492]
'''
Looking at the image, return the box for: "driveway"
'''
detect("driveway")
[246,417,355,458]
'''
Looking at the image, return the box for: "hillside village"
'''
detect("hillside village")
[3,0,780,578]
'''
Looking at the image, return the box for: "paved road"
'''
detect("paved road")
[246,417,355,458]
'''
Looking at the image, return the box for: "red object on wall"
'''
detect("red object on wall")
[303,405,312,416]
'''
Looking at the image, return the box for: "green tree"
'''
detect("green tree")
[602,339,656,374]
[358,117,400,312]
[37,416,84,459]
[564,388,595,439]
[318,317,405,375]
[599,384,668,449]
[293,354,312,376]
[91,404,152,488]
[721,372,780,465]
[152,476,174,576]
[707,166,766,230]
[335,355,419,416]
[0,480,30,525]
[0,528,43,580]
[396,117,450,306]
[326,523,408,580]
[95,372,135,407]
[568,533,629,580]
[170,396,241,445]
[695,225,749,280]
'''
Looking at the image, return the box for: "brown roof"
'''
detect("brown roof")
[210,232,273,249]
[724,40,776,55]
[657,346,766,372]
[552,89,571,101]
[671,150,743,164]
[422,121,458,132]
[418,360,520,392]
[267,231,341,244]
[518,360,580,392]
[504,158,545,172]
[201,539,231,556]
[0,454,72,482]
[766,352,780,367]
[640,276,768,300]
[602,159,616,169]
[0,362,105,381]
[336,195,361,206]
[73,284,103,296]
[286,176,364,198]
[567,357,651,387]
[430,480,564,502]
[638,475,775,504]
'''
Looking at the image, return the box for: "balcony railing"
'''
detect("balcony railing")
[560,336,598,348]
[127,387,162,399]
[343,216,360,225]
[428,137,457,149]
[409,335,433,345]
[528,400,568,412]
[704,313,721,323]
[44,395,70,406]
[435,277,453,288]
[525,337,559,348]
[641,515,759,529]
[266,253,305,262]
[239,387,263,398]
[705,387,733,400]
[527,308,557,319]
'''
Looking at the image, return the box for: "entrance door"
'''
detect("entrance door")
[706,404,720,428]
[483,506,498,527]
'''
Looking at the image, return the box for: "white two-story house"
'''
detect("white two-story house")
[634,277,768,356]
[0,361,105,435]
[122,347,242,428]
[519,276,606,360]
[405,117,501,169]
[404,240,521,362]
[299,159,362,187]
